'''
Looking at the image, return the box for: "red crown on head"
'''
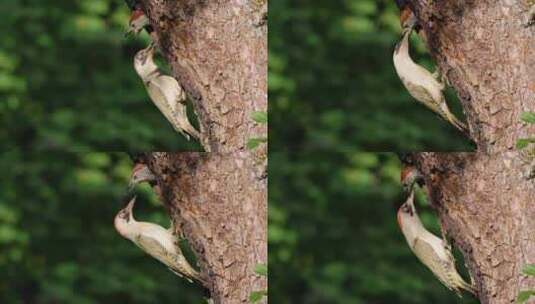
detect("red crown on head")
[129,9,146,23]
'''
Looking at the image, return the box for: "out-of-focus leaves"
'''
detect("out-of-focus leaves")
[517,290,535,304]
[523,264,535,277]
[521,112,535,124]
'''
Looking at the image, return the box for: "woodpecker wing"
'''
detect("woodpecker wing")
[145,81,190,139]
[149,75,200,139]
[413,237,462,294]
[154,75,187,107]
[135,234,192,281]
[135,233,201,284]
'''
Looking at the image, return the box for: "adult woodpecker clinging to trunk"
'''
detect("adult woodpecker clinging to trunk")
[115,196,206,286]
[134,42,201,140]
[397,190,476,297]
[393,15,468,134]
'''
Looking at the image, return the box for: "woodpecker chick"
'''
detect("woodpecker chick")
[397,190,475,296]
[394,0,413,28]
[400,165,423,193]
[126,8,149,36]
[393,18,468,134]
[115,197,205,285]
[134,43,200,140]
[129,163,156,190]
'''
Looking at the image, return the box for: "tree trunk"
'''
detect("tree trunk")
[403,1,535,303]
[131,1,267,302]
[406,0,535,152]
[138,152,267,303]
[140,0,268,153]
[408,152,535,303]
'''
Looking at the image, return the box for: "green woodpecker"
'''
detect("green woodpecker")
[134,42,200,140]
[393,17,468,134]
[129,163,156,190]
[400,165,423,193]
[125,8,149,36]
[115,197,205,285]
[397,190,476,297]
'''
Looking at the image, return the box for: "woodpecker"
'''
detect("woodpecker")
[394,0,413,28]
[126,7,149,36]
[400,165,424,193]
[134,42,200,140]
[115,197,205,285]
[397,190,476,296]
[129,163,156,190]
[393,17,468,134]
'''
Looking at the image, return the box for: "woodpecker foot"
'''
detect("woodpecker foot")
[432,68,450,89]
[440,228,452,251]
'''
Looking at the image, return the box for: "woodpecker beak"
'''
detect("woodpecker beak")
[128,178,137,192]
[402,14,418,31]
[405,190,415,216]
[125,196,136,215]
[147,42,156,55]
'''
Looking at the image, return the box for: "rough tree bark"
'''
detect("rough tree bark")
[409,152,534,304]
[129,0,268,303]
[403,1,535,303]
[140,0,268,153]
[137,152,267,303]
[407,0,534,152]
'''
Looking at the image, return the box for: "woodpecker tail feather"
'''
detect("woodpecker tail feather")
[450,114,468,135]
[460,280,476,296]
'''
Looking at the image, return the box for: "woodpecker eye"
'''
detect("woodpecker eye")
[120,210,130,221]
[402,204,413,216]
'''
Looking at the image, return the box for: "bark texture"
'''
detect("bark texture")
[130,1,267,302]
[409,152,535,303]
[407,0,535,153]
[403,1,535,302]
[140,0,268,153]
[138,152,267,304]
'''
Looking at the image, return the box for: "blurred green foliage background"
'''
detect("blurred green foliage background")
[269,0,476,303]
[0,151,206,303]
[0,0,201,151]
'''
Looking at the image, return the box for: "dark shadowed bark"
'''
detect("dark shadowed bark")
[138,152,267,303]
[402,1,535,303]
[140,0,267,153]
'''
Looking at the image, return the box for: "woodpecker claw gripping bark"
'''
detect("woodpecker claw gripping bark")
[397,190,476,296]
[133,43,201,140]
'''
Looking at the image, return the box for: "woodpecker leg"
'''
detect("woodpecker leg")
[432,68,450,89]
[440,227,452,251]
